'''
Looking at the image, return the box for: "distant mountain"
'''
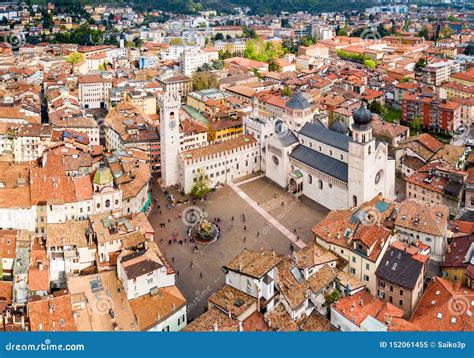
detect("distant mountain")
[113,0,374,15]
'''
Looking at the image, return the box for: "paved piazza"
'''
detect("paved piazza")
[148,177,329,320]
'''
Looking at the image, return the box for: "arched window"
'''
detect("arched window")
[352,195,358,207]
[368,145,371,155]
[318,180,323,190]
[105,199,111,208]
[170,111,175,120]
[308,174,312,184]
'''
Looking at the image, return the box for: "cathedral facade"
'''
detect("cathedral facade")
[265,104,396,211]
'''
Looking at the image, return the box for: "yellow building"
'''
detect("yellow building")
[208,119,243,142]
[186,89,228,112]
[126,92,157,115]
[440,236,473,289]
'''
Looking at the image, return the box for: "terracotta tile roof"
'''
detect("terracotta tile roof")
[242,311,269,331]
[402,155,425,171]
[298,311,334,331]
[46,221,91,248]
[120,247,164,280]
[395,199,448,237]
[265,303,298,331]
[129,285,186,331]
[371,118,409,139]
[312,195,396,250]
[183,307,240,332]
[208,285,256,319]
[28,290,76,331]
[430,144,465,168]
[441,235,473,268]
[295,242,338,269]
[277,258,310,310]
[332,290,404,327]
[28,240,49,292]
[0,281,12,306]
[307,265,338,293]
[410,277,474,331]
[224,248,283,279]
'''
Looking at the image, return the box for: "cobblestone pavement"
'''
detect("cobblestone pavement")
[148,177,330,320]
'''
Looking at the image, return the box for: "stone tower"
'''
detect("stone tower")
[158,91,181,188]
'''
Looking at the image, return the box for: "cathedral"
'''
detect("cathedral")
[265,104,396,211]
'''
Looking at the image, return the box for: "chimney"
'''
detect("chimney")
[213,322,218,331]
[238,321,243,332]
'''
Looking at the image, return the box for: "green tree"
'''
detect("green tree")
[192,72,218,91]
[282,85,292,97]
[364,59,377,69]
[337,28,348,36]
[411,116,422,134]
[218,49,233,60]
[66,51,85,65]
[169,37,184,46]
[268,59,279,72]
[214,32,224,41]
[190,168,211,199]
[465,43,474,56]
[325,289,340,305]
[415,58,427,70]
[243,38,285,63]
[418,27,429,40]
[368,101,383,114]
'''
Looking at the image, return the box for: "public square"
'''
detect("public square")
[148,176,329,320]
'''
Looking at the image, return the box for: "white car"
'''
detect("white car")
[465,139,474,146]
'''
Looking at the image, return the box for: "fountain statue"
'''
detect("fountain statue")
[188,209,220,244]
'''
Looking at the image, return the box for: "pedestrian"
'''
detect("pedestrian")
[172,257,175,262]
[184,238,187,243]
[296,236,299,241]
[257,232,260,238]
[244,236,246,242]
[290,243,294,251]
[160,238,164,244]
[177,271,180,276]
[200,272,203,279]
[168,219,171,223]
[273,193,277,199]
[231,216,234,221]
[281,201,284,207]
[244,225,246,231]
[190,261,193,269]
[168,239,171,245]
[293,228,297,233]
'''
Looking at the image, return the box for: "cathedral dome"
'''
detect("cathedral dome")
[330,121,349,135]
[352,103,373,127]
[285,91,311,111]
[93,166,113,186]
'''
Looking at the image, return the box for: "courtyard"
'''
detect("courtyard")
[148,176,329,320]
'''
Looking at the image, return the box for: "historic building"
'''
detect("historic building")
[265,104,395,210]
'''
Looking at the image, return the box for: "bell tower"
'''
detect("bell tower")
[158,91,181,188]
[348,103,376,208]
